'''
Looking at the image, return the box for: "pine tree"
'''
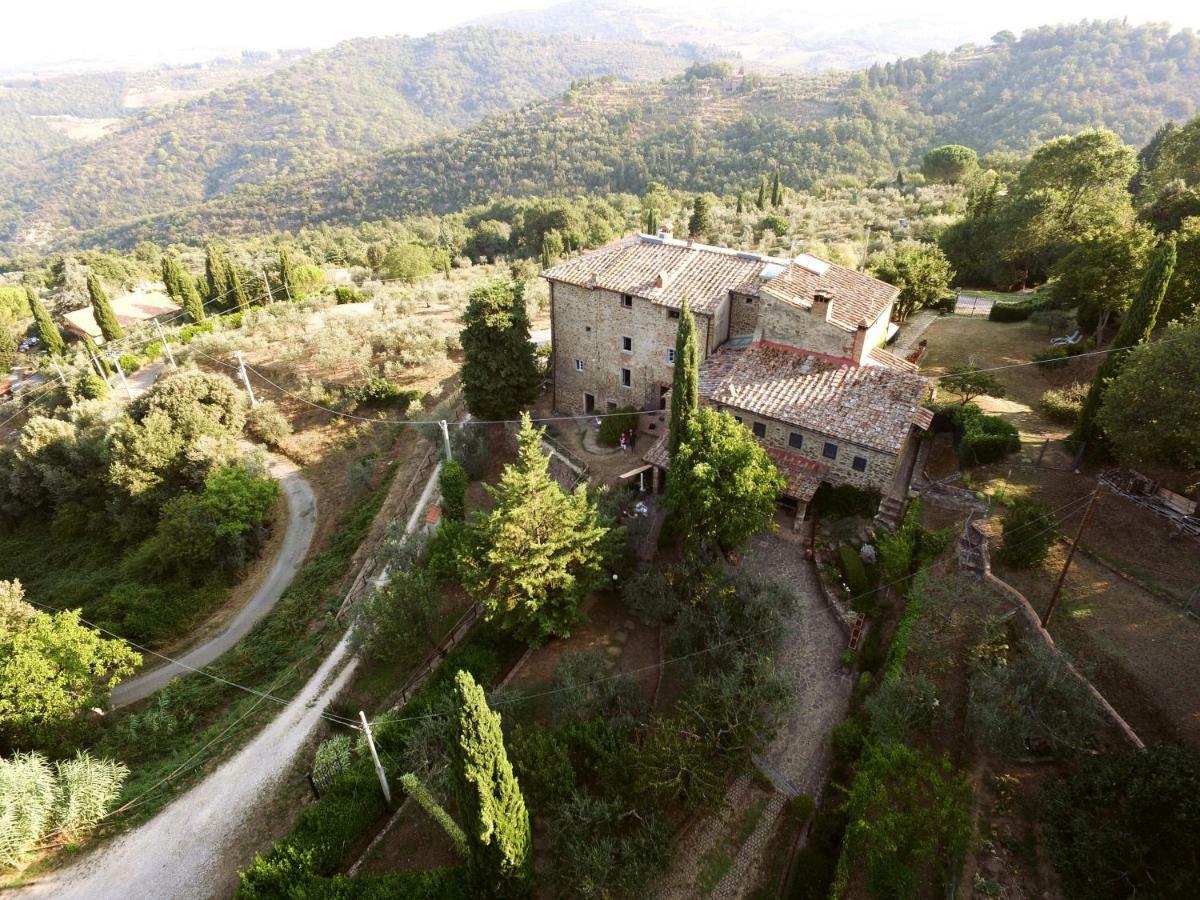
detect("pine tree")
[463,413,611,645]
[756,177,766,210]
[453,670,531,897]
[771,169,783,207]
[668,296,699,458]
[26,286,65,357]
[279,249,296,301]
[1076,238,1177,444]
[86,272,123,342]
[460,279,540,420]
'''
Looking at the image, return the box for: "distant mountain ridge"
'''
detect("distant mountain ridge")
[70,20,1200,252]
[0,27,708,249]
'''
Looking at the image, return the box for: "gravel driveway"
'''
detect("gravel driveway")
[658,532,853,899]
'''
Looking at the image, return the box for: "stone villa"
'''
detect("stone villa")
[541,230,932,526]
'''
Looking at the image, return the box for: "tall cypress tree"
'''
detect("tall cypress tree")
[668,296,699,458]
[87,272,123,342]
[25,286,65,357]
[228,263,251,312]
[453,670,531,898]
[460,279,539,420]
[82,333,111,375]
[204,245,231,306]
[756,177,766,210]
[161,254,183,302]
[180,268,205,323]
[771,169,783,207]
[736,193,745,214]
[1076,238,1177,444]
[279,249,296,301]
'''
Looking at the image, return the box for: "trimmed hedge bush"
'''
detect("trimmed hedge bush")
[334,286,364,304]
[837,544,870,595]
[598,405,640,446]
[1040,384,1087,425]
[932,402,1018,466]
[989,301,1034,322]
[1034,346,1071,369]
[997,499,1058,568]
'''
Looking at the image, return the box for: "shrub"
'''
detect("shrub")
[830,720,864,767]
[837,544,870,595]
[1034,346,1071,369]
[451,425,490,480]
[865,673,939,744]
[997,499,1057,568]
[509,726,576,810]
[75,373,110,401]
[116,353,144,373]
[334,286,363,304]
[597,405,639,446]
[1039,383,1088,425]
[812,483,881,519]
[620,567,680,624]
[988,301,1034,322]
[1040,746,1200,900]
[549,791,669,899]
[439,459,467,520]
[246,400,292,448]
[959,413,1018,465]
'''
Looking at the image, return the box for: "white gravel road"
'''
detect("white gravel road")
[112,454,317,707]
[16,460,444,900]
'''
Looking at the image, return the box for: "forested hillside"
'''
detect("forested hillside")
[0,28,706,249]
[75,21,1200,251]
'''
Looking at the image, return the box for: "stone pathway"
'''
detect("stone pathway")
[891,309,940,357]
[656,534,853,899]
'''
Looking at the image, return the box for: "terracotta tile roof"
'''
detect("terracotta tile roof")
[759,257,898,331]
[765,448,827,501]
[643,434,671,470]
[867,346,919,373]
[700,342,931,455]
[541,234,790,315]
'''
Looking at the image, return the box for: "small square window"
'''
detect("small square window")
[823,442,838,460]
[667,348,676,366]
[788,432,803,450]
[745,296,754,304]
[667,309,681,319]
[752,422,766,438]
[621,294,634,308]
[734,415,743,424]
[619,368,632,388]
[621,336,633,352]
[852,456,868,472]
[574,359,584,372]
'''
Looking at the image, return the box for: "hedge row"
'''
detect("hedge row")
[931,401,1018,467]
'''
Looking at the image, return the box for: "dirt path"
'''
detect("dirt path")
[111,453,317,708]
[657,533,852,899]
[16,460,444,900]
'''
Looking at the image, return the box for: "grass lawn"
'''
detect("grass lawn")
[920,316,1098,444]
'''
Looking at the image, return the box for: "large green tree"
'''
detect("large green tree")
[921,144,978,184]
[666,407,784,554]
[668,297,699,458]
[460,279,539,420]
[25,287,65,357]
[162,255,205,323]
[688,195,712,238]
[453,670,531,898]
[461,414,611,645]
[1076,238,1176,444]
[869,241,955,321]
[1049,225,1155,338]
[86,273,122,343]
[0,581,140,749]
[1097,317,1200,471]
[1161,216,1200,325]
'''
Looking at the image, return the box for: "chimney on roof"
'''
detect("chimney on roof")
[658,222,673,240]
[812,291,833,322]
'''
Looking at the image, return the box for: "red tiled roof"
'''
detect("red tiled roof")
[765,448,827,501]
[867,346,919,373]
[700,341,931,455]
[758,257,898,331]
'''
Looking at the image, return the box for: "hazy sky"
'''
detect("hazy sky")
[5,0,1200,73]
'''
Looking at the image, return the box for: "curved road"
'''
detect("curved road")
[111,453,317,708]
[18,461,443,900]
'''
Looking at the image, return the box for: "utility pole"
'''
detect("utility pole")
[154,319,177,369]
[109,352,133,401]
[1041,485,1101,628]
[439,419,452,460]
[359,711,391,807]
[234,350,257,408]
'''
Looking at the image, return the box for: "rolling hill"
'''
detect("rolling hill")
[0,27,709,249]
[75,21,1200,252]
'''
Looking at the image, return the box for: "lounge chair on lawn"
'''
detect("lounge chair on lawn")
[1051,330,1082,346]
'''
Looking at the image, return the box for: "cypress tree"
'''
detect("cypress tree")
[82,333,111,376]
[87,272,123,342]
[228,263,251,312]
[645,206,658,234]
[161,254,183,302]
[0,323,15,370]
[668,296,699,458]
[771,169,783,207]
[180,269,205,323]
[756,177,766,210]
[688,196,711,238]
[1076,238,1177,444]
[453,670,531,897]
[736,193,745,214]
[204,245,231,305]
[279,249,296,301]
[26,286,65,357]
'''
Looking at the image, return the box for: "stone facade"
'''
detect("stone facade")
[551,280,705,432]
[713,404,908,495]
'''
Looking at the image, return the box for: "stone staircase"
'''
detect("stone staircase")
[957,514,989,574]
[873,494,907,531]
